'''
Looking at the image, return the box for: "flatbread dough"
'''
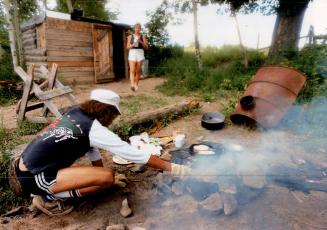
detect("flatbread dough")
[197,150,215,155]
[193,144,210,151]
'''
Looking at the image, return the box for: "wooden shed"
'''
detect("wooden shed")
[20,10,130,84]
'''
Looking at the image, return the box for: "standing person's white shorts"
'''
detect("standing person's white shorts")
[128,49,145,62]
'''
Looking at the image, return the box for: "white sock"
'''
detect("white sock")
[53,189,82,199]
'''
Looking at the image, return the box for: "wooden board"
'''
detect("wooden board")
[123,31,129,79]
[36,23,46,48]
[37,86,72,101]
[92,25,114,83]
[59,75,95,84]
[48,61,94,67]
[26,62,47,67]
[46,18,92,33]
[18,65,35,121]
[57,67,94,72]
[47,39,92,47]
[47,56,93,62]
[25,56,47,62]
[24,48,46,56]
[45,28,92,42]
[57,71,94,77]
[47,45,93,52]
[47,50,93,57]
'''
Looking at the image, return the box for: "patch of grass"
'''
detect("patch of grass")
[0,88,22,106]
[0,120,46,214]
[120,94,169,115]
[17,121,47,136]
[0,46,21,105]
[0,124,27,214]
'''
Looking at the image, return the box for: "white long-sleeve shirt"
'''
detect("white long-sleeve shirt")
[85,119,151,164]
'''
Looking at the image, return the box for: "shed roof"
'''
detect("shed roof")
[21,10,131,32]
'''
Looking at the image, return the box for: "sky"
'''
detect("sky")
[107,0,327,49]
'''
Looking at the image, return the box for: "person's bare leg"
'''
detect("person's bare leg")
[50,166,114,196]
[129,61,136,89]
[135,60,144,86]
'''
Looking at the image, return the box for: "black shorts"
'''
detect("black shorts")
[15,160,58,199]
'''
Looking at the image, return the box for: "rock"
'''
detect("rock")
[217,178,237,194]
[120,198,132,218]
[171,181,185,195]
[239,165,266,190]
[198,193,223,217]
[106,224,125,230]
[221,193,238,216]
[237,186,263,205]
[242,175,266,189]
[185,178,219,201]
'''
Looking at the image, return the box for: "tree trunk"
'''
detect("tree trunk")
[267,0,310,62]
[233,13,248,69]
[3,0,18,69]
[12,0,24,66]
[113,99,200,128]
[66,0,74,13]
[192,0,202,69]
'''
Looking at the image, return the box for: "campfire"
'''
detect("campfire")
[153,140,327,217]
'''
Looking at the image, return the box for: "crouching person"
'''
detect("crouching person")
[15,89,190,216]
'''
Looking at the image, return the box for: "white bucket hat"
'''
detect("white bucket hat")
[90,89,121,114]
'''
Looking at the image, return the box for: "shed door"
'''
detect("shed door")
[92,25,114,83]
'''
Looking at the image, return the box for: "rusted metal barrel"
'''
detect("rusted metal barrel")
[230,66,306,128]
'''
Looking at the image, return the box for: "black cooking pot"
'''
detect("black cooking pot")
[201,112,225,130]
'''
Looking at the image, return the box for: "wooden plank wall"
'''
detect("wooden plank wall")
[21,26,47,79]
[45,18,95,84]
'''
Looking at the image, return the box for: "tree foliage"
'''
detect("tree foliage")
[55,0,118,21]
[17,0,40,20]
[145,0,171,47]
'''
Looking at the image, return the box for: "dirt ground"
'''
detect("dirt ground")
[1,77,327,230]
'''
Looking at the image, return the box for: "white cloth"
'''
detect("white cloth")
[128,49,144,62]
[89,119,152,164]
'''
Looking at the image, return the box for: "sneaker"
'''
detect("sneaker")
[130,85,135,91]
[134,85,138,91]
[32,195,74,216]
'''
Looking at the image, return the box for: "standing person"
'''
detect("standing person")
[127,23,148,92]
[14,89,190,216]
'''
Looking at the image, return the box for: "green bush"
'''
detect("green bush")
[278,44,327,103]
[157,46,264,97]
[0,46,18,81]
[0,46,21,105]
[146,44,184,75]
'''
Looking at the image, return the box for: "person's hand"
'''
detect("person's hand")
[114,173,128,187]
[170,163,192,177]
